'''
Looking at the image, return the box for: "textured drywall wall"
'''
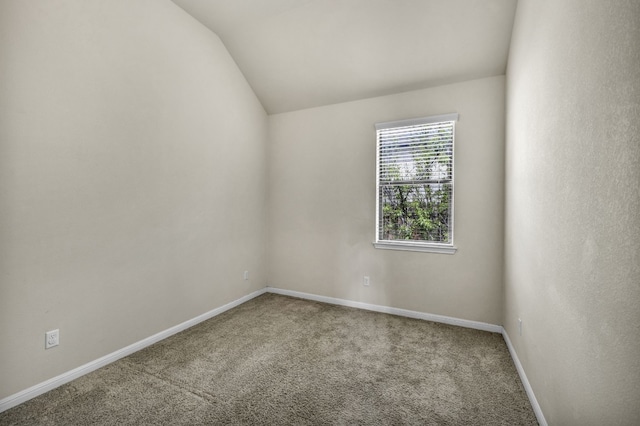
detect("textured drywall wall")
[268,76,505,325]
[0,0,267,399]
[505,0,640,424]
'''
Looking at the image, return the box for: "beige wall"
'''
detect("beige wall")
[0,0,267,399]
[268,76,506,325]
[505,0,640,424]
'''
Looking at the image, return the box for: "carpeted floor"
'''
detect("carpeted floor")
[0,293,538,425]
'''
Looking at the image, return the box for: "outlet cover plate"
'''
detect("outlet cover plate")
[45,329,59,349]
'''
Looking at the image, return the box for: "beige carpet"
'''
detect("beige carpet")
[0,293,537,425]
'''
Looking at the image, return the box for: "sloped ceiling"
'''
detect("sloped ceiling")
[172,0,518,114]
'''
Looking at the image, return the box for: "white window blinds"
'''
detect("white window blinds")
[375,113,458,249]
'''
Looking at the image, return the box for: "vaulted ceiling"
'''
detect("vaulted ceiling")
[171,0,518,114]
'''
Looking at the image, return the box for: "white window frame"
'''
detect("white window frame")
[373,113,458,254]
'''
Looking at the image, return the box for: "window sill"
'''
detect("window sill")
[373,241,457,254]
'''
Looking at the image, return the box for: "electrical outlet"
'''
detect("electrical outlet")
[363,276,370,286]
[518,318,522,336]
[243,270,249,281]
[45,329,59,349]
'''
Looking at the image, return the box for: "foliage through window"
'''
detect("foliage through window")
[375,114,457,252]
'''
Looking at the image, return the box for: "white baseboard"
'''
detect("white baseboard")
[2,285,546,426]
[0,288,267,414]
[266,287,503,333]
[502,330,548,426]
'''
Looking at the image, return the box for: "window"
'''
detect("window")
[374,113,458,254]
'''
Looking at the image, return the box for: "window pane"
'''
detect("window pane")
[379,183,452,243]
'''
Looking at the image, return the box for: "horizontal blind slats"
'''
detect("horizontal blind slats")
[377,122,455,135]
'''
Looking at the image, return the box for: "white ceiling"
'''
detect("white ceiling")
[171,0,518,114]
